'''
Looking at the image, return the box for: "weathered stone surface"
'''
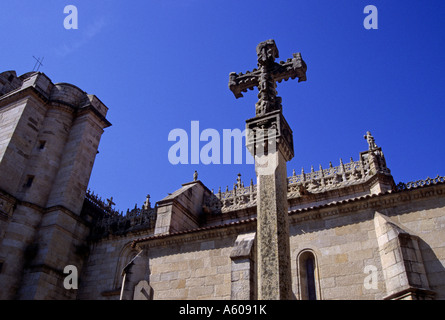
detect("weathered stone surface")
[374,212,434,299]
[0,70,110,300]
[230,232,256,300]
[256,151,292,299]
[133,280,152,300]
[154,180,211,235]
[230,232,255,259]
[228,39,306,117]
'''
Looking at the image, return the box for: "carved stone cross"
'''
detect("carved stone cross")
[229,39,307,117]
[229,40,307,300]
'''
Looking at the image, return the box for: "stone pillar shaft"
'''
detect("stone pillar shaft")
[255,150,292,299]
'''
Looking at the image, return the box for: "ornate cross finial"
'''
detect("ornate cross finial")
[106,196,115,209]
[229,39,307,117]
[364,131,378,151]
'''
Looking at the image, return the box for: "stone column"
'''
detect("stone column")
[246,110,294,300]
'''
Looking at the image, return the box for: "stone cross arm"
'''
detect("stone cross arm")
[228,52,307,99]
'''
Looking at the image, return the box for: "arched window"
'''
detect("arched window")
[298,250,319,300]
[114,243,139,289]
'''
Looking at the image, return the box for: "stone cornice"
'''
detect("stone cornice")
[0,85,48,109]
[0,85,111,129]
[76,104,112,128]
[0,71,111,128]
[132,218,256,249]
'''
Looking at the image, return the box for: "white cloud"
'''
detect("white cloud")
[55,17,107,57]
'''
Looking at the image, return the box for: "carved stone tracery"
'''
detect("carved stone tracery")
[204,145,393,213]
[84,191,156,240]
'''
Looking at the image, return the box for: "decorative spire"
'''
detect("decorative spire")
[143,194,151,210]
[319,164,324,177]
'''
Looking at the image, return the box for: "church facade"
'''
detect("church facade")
[0,69,444,300]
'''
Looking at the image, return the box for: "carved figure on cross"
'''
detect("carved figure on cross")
[229,39,307,117]
[364,131,378,151]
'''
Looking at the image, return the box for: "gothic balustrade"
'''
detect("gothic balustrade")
[84,190,156,239]
[211,150,392,212]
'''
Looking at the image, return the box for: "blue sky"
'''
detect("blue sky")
[1,1,444,212]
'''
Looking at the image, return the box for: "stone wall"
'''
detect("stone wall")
[146,236,235,300]
[389,189,445,299]
[76,177,445,300]
[77,236,140,300]
[288,182,445,300]
[78,230,239,300]
[289,208,384,299]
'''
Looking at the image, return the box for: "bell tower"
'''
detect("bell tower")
[0,70,111,299]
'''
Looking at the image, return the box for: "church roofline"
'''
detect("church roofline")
[130,174,445,248]
[208,141,393,214]
[131,217,256,248]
